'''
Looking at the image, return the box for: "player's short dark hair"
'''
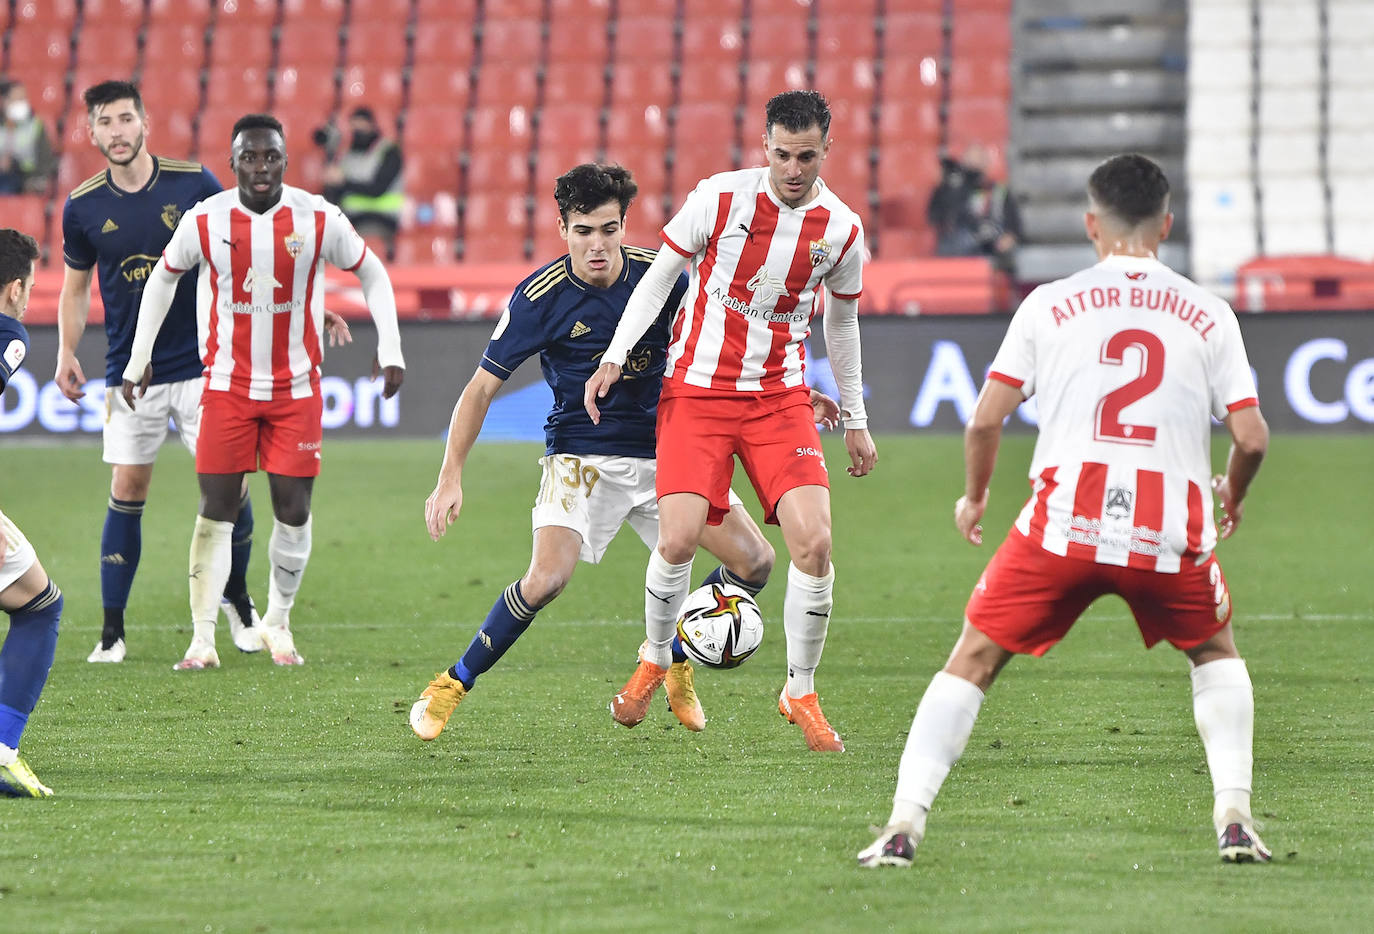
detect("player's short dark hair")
[0,228,39,288]
[83,80,144,115]
[765,90,831,139]
[1088,154,1171,226]
[554,163,638,221]
[231,113,285,146]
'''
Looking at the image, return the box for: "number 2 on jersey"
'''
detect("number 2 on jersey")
[1094,328,1164,445]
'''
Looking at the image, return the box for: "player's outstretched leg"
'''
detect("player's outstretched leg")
[260,517,310,666]
[0,579,62,796]
[90,496,143,663]
[615,552,691,728]
[1191,657,1271,863]
[220,489,263,653]
[858,670,986,867]
[649,640,704,732]
[409,582,536,741]
[779,562,842,751]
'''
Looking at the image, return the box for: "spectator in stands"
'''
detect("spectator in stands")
[0,80,55,195]
[927,143,1021,276]
[323,107,403,260]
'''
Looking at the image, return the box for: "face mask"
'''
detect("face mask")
[6,100,31,122]
[349,130,378,151]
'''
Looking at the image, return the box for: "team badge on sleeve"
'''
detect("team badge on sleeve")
[4,338,26,371]
[161,203,182,230]
[284,231,306,258]
[809,238,831,267]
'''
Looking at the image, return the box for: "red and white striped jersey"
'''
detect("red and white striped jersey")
[989,254,1259,572]
[659,167,864,391]
[163,184,366,400]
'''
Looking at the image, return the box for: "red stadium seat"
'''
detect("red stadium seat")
[206,66,271,112]
[465,146,531,198]
[951,10,1011,57]
[404,102,466,151]
[872,226,933,262]
[614,0,677,16]
[479,18,543,63]
[469,103,535,148]
[73,32,140,75]
[821,144,871,208]
[682,16,744,60]
[816,13,876,61]
[949,56,1010,100]
[611,16,676,63]
[882,12,945,60]
[946,96,1008,153]
[414,0,478,22]
[205,23,275,73]
[606,106,669,157]
[340,64,405,114]
[145,0,210,29]
[343,18,409,69]
[458,192,529,263]
[607,143,668,195]
[12,0,78,28]
[277,22,344,68]
[876,142,941,209]
[747,13,810,64]
[396,230,456,266]
[608,61,673,114]
[679,57,744,109]
[405,147,462,200]
[541,62,605,109]
[477,64,539,111]
[412,20,476,70]
[669,102,739,188]
[536,104,602,162]
[142,23,209,73]
[407,63,471,111]
[216,0,278,25]
[7,28,72,76]
[281,0,346,24]
[356,0,412,21]
[272,67,339,115]
[546,7,611,65]
[78,0,145,28]
[7,195,49,242]
[743,59,809,124]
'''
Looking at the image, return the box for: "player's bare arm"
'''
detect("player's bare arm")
[583,361,622,425]
[843,428,878,477]
[1214,406,1269,539]
[55,264,95,402]
[425,368,503,541]
[956,379,1024,544]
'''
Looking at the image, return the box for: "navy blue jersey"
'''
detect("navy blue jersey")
[481,246,688,458]
[62,156,222,386]
[0,314,30,392]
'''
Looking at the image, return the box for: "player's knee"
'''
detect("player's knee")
[744,538,776,585]
[788,533,831,577]
[655,533,698,566]
[520,568,570,609]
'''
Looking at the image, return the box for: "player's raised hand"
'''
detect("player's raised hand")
[809,389,841,430]
[843,428,877,476]
[583,361,622,425]
[424,477,464,541]
[55,351,87,403]
[1212,474,1245,539]
[954,492,988,545]
[324,310,352,347]
[120,364,152,410]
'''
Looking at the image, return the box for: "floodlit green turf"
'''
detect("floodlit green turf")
[2,433,1371,932]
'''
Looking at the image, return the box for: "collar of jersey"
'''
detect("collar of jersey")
[1098,252,1163,269]
[759,170,830,213]
[104,154,162,197]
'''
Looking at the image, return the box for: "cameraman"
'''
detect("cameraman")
[321,107,403,260]
[926,143,1021,275]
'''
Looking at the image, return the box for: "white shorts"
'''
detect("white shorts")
[0,509,38,592]
[103,377,202,465]
[531,453,743,565]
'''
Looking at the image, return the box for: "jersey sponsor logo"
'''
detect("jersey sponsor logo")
[101,218,119,233]
[623,347,652,376]
[119,254,159,284]
[808,237,832,267]
[569,320,591,338]
[283,231,306,258]
[1104,486,1133,519]
[296,439,321,451]
[746,266,786,303]
[243,266,283,294]
[4,339,25,371]
[161,203,182,230]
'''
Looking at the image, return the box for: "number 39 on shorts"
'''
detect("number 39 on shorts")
[540,455,600,508]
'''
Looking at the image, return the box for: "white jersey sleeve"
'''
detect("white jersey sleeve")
[1207,304,1259,418]
[987,289,1041,396]
[824,220,865,300]
[660,178,720,257]
[162,208,205,274]
[320,201,368,271]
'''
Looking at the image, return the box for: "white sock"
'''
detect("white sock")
[0,743,16,766]
[263,516,312,628]
[783,561,833,697]
[189,515,234,644]
[1191,657,1255,831]
[891,671,986,828]
[643,550,693,668]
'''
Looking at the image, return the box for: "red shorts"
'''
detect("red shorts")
[655,382,828,525]
[196,389,323,477]
[966,529,1233,656]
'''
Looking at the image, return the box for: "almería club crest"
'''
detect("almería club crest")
[283,231,306,258]
[808,238,831,267]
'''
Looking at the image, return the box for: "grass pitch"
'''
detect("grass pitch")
[1,433,1371,932]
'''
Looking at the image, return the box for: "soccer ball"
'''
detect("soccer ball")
[675,583,763,669]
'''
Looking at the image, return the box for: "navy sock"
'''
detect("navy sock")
[0,581,62,748]
[449,581,537,689]
[224,490,254,601]
[677,566,768,661]
[100,497,143,644]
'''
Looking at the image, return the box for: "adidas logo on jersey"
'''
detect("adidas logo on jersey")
[101,218,119,233]
[243,267,283,293]
[569,320,591,338]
